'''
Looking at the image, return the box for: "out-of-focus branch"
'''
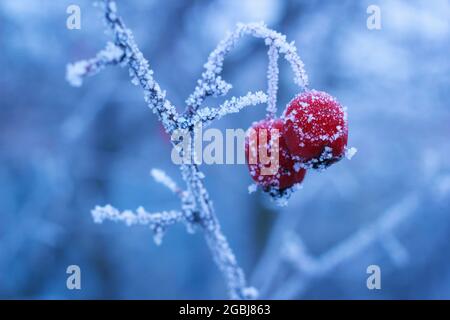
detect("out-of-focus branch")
[266,43,279,118]
[194,91,268,126]
[67,0,179,133]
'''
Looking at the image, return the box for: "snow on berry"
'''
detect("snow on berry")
[245,119,306,193]
[282,90,348,169]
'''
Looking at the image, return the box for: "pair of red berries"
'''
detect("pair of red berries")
[245,90,348,193]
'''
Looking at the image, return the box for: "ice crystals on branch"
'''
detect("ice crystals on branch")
[92,204,185,245]
[150,168,180,194]
[66,42,124,87]
[346,147,358,160]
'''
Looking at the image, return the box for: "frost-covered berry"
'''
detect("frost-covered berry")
[282,90,348,168]
[245,119,306,191]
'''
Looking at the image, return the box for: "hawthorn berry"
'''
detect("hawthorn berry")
[245,119,306,191]
[282,90,348,168]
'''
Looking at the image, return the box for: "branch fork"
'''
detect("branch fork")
[67,0,309,299]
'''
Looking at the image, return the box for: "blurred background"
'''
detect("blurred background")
[0,0,449,299]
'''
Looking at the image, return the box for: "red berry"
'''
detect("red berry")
[282,90,348,168]
[245,119,306,191]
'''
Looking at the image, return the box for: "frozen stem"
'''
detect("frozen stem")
[185,21,309,116]
[92,204,185,245]
[194,91,268,126]
[67,0,288,299]
[150,168,181,194]
[66,42,124,87]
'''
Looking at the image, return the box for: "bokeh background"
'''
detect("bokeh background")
[0,0,449,299]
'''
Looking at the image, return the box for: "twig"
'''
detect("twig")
[268,194,418,298]
[66,0,309,299]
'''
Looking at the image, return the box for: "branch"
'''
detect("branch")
[150,168,197,233]
[179,163,257,299]
[185,22,309,116]
[185,76,232,109]
[193,91,268,126]
[150,168,182,194]
[66,42,125,87]
[266,43,279,117]
[66,0,179,133]
[67,1,312,300]
[270,194,418,298]
[92,204,185,245]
